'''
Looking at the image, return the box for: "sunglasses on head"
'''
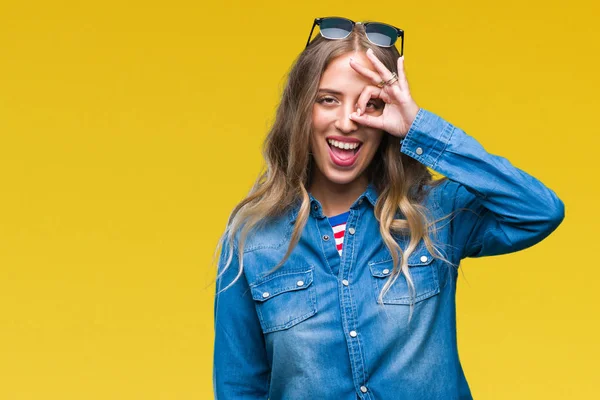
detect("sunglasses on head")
[306,16,404,56]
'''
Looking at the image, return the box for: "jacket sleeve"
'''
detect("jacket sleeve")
[213,240,270,399]
[400,108,565,260]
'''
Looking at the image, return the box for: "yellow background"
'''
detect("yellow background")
[0,0,598,398]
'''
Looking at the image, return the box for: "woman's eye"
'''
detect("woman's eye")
[317,97,337,104]
[367,100,382,109]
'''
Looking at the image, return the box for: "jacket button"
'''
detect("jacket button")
[313,204,318,211]
[349,330,357,337]
[342,279,349,286]
[323,235,330,241]
[360,386,368,393]
[420,255,428,262]
[348,227,356,235]
[262,292,270,298]
[296,280,304,287]
[382,268,390,275]
[416,147,423,155]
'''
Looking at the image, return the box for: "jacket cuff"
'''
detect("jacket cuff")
[400,108,455,169]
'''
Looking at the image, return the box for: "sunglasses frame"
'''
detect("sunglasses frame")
[305,16,404,56]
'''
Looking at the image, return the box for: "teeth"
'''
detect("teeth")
[327,139,360,150]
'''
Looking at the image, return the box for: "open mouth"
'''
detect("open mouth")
[326,138,363,167]
[326,138,362,155]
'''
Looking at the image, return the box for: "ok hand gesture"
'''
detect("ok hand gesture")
[349,48,420,138]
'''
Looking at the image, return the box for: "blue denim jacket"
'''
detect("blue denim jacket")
[213,109,565,400]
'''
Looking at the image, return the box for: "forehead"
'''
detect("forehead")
[319,51,376,90]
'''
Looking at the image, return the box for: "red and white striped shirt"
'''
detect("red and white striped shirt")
[328,211,350,256]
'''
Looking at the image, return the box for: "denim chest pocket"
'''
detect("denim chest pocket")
[368,246,440,305]
[249,268,317,333]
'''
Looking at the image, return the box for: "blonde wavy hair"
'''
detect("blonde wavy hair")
[215,24,456,322]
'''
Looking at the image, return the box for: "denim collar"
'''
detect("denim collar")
[289,182,378,224]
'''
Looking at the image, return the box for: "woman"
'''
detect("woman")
[212,17,564,400]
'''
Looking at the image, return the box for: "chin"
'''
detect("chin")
[322,167,364,186]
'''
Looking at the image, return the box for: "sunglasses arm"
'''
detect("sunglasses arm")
[399,32,404,56]
[306,18,320,48]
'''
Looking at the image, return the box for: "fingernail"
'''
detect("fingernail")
[367,48,373,55]
[348,113,354,119]
[357,108,361,115]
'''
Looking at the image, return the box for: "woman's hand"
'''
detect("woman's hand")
[349,48,420,138]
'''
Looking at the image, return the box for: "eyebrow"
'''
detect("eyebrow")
[317,88,344,95]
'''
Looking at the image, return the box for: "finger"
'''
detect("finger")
[396,56,410,92]
[356,85,382,116]
[365,48,394,81]
[349,110,384,129]
[349,57,383,87]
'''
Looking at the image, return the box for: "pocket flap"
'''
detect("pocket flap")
[368,247,439,305]
[407,247,434,266]
[369,262,394,278]
[369,247,434,276]
[250,269,314,302]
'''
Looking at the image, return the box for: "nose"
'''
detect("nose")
[334,101,358,133]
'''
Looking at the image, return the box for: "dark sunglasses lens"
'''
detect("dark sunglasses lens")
[320,18,353,39]
[365,23,397,46]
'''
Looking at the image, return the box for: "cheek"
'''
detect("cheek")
[362,132,385,160]
[311,107,330,132]
[309,129,323,155]
[368,131,385,149]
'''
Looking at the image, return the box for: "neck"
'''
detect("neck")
[308,172,369,217]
